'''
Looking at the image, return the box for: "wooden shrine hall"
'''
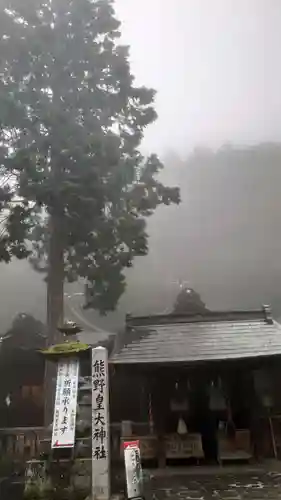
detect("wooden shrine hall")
[109,306,281,466]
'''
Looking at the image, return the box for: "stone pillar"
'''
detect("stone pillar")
[92,347,110,500]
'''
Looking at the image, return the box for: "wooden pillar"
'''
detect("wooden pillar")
[151,372,170,468]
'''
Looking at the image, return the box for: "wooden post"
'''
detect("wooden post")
[151,374,167,468]
[269,416,277,459]
[92,347,110,500]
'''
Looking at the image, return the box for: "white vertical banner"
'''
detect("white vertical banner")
[51,357,79,449]
[124,441,143,499]
[92,347,110,500]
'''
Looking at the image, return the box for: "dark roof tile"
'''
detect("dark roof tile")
[110,312,281,364]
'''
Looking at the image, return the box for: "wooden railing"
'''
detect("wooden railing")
[0,427,45,460]
[0,422,149,461]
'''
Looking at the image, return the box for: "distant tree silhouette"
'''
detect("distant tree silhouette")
[173,287,208,314]
[2,313,46,349]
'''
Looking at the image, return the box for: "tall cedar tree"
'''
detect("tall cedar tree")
[0,0,180,336]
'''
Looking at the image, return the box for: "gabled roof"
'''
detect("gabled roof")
[110,306,281,365]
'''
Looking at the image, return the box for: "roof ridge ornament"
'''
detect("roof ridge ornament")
[263,304,273,324]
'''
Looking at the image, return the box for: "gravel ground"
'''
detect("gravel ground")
[143,467,281,500]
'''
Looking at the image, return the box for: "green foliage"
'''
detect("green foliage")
[0,0,180,313]
[41,341,89,357]
[24,477,89,500]
[24,478,53,500]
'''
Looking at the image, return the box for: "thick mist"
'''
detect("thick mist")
[1,0,281,336]
[116,0,281,153]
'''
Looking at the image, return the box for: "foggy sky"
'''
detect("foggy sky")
[115,0,281,154]
[1,0,281,334]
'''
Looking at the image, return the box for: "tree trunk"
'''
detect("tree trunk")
[44,212,65,426]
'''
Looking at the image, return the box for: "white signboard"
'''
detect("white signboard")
[92,347,110,500]
[124,441,143,499]
[51,357,79,449]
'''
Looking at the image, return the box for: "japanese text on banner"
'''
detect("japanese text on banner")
[51,358,79,449]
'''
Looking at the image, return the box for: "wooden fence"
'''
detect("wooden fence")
[0,427,45,460]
